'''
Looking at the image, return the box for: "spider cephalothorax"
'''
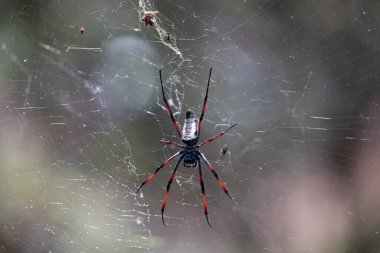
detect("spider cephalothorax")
[136,68,237,227]
[183,145,198,167]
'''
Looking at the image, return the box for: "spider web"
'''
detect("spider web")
[1,0,380,252]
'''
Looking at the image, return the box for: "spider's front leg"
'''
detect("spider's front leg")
[159,70,182,138]
[197,68,212,137]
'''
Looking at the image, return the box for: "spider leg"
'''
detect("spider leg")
[197,157,213,228]
[161,155,184,226]
[159,70,182,138]
[160,140,184,148]
[198,68,212,137]
[136,151,182,193]
[198,151,232,200]
[197,123,237,147]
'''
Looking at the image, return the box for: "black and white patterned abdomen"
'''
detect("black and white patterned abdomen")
[182,111,198,144]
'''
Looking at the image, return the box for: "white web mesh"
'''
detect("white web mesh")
[1,0,380,252]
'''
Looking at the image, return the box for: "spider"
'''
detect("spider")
[219,144,229,161]
[136,68,237,227]
[141,11,158,26]
[165,32,171,41]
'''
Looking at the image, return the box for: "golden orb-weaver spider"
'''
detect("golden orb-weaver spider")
[136,68,237,227]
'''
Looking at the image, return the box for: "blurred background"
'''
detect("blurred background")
[1,0,380,252]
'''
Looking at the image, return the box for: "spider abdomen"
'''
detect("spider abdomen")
[182,110,198,145]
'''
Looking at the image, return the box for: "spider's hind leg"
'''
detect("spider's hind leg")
[197,157,213,228]
[198,151,233,200]
[136,151,182,193]
[161,156,184,226]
